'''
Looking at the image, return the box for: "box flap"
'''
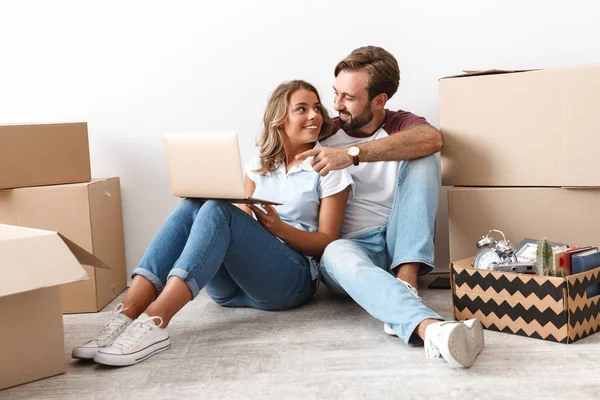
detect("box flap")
[57,233,111,270]
[451,258,474,269]
[440,69,535,80]
[0,224,107,297]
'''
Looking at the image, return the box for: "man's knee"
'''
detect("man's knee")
[321,239,370,285]
[402,154,439,179]
[322,240,354,274]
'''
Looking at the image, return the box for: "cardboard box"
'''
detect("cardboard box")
[451,257,600,343]
[439,65,600,187]
[0,178,127,313]
[0,122,91,190]
[0,224,109,390]
[448,187,600,263]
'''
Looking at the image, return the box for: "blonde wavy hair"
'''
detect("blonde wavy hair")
[254,80,332,175]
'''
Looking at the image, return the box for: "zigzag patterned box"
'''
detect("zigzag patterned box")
[451,258,600,343]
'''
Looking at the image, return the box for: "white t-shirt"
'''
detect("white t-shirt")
[245,155,354,279]
[319,109,427,238]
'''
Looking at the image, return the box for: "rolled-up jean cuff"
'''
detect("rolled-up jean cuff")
[131,267,165,293]
[168,267,201,299]
[391,258,435,277]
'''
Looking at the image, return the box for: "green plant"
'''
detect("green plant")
[554,268,568,278]
[536,239,554,276]
[536,239,569,277]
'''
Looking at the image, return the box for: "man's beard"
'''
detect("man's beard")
[339,102,374,131]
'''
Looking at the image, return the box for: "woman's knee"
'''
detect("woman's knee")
[177,198,205,214]
[200,199,232,217]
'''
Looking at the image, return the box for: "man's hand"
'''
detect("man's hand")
[247,204,285,237]
[296,147,352,176]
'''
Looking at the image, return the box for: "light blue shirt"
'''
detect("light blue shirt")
[245,156,354,279]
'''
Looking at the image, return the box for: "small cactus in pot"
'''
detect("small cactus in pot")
[554,267,568,278]
[536,239,569,277]
[536,239,554,276]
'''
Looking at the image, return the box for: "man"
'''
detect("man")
[297,46,484,368]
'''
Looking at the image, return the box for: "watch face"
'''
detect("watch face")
[473,249,501,270]
[348,146,359,156]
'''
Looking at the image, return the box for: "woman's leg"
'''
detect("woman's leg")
[120,275,158,320]
[203,204,313,311]
[125,199,207,319]
[93,200,312,366]
[204,263,248,308]
[144,277,192,327]
[142,200,313,327]
[72,199,205,360]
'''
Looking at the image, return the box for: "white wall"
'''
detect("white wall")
[1,0,598,276]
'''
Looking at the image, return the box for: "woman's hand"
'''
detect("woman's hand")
[247,204,285,237]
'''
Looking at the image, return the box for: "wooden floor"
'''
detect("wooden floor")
[2,275,599,400]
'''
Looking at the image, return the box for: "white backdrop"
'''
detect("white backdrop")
[1,0,598,276]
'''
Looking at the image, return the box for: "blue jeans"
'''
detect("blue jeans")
[320,155,443,344]
[133,199,314,311]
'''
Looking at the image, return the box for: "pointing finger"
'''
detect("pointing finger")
[295,148,320,161]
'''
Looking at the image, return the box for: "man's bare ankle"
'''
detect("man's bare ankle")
[395,263,419,288]
[416,318,440,340]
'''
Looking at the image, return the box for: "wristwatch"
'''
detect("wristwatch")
[347,146,360,166]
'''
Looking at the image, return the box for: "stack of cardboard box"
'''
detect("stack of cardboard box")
[439,65,600,343]
[0,122,127,389]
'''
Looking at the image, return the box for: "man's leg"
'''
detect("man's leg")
[320,232,442,345]
[386,155,440,286]
[380,156,484,367]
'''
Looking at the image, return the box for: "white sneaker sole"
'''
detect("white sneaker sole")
[446,319,484,368]
[383,323,397,336]
[72,346,101,360]
[94,338,171,367]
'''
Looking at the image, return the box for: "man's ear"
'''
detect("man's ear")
[372,93,388,110]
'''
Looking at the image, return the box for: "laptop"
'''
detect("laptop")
[163,132,281,205]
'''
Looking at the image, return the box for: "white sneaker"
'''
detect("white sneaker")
[384,279,421,337]
[424,319,484,368]
[94,313,170,366]
[72,303,133,359]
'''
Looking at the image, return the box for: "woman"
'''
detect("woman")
[72,80,353,366]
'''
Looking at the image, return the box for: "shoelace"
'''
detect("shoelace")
[110,315,164,351]
[424,336,441,359]
[398,279,422,301]
[91,303,130,344]
[424,321,461,360]
[383,280,422,336]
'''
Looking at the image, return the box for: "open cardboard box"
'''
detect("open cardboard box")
[450,257,600,343]
[0,224,110,390]
[0,178,128,313]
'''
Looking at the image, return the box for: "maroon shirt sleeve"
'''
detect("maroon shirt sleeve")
[330,117,340,133]
[319,117,341,141]
[383,109,427,135]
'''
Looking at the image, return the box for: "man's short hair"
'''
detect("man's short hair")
[334,46,400,101]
